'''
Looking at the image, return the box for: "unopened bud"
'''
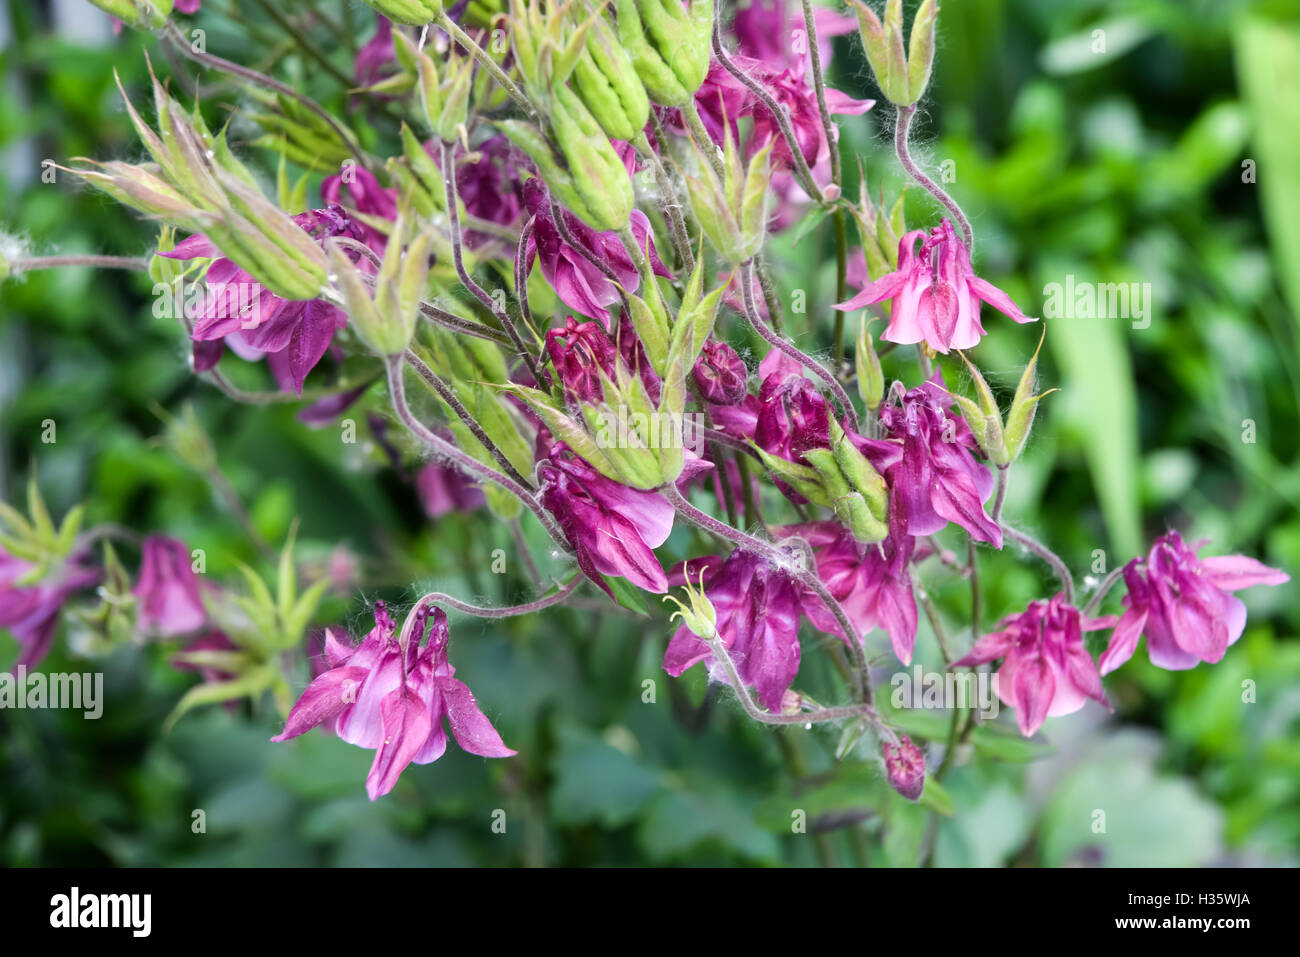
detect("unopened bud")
[883,734,926,801]
[693,340,748,405]
[1004,328,1055,462]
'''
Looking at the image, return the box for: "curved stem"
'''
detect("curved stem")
[740,260,859,432]
[662,482,872,706]
[440,140,546,385]
[894,105,974,254]
[385,354,568,550]
[711,6,823,203]
[403,349,534,491]
[411,574,582,620]
[1001,523,1074,604]
[514,216,550,387]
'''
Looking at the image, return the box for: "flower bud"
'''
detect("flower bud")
[882,735,925,801]
[89,0,173,31]
[693,340,748,405]
[395,30,474,144]
[685,133,773,265]
[850,0,938,107]
[1004,328,1056,462]
[855,317,885,410]
[952,351,1008,466]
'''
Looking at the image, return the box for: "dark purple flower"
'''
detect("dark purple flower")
[523,178,670,328]
[693,340,749,405]
[273,602,514,800]
[321,166,397,252]
[663,552,804,713]
[876,370,1001,546]
[954,593,1112,737]
[545,316,619,404]
[163,204,365,395]
[538,444,673,594]
[836,219,1035,354]
[354,15,396,91]
[882,735,926,800]
[452,135,526,246]
[0,546,98,671]
[133,535,206,637]
[1099,531,1289,674]
[417,462,486,518]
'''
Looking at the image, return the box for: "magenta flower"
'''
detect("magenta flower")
[545,316,619,404]
[733,0,858,71]
[882,735,926,800]
[452,135,526,247]
[1099,531,1289,675]
[743,62,873,179]
[133,535,206,637]
[0,546,98,671]
[953,594,1112,737]
[693,340,749,405]
[273,602,515,801]
[836,219,1036,353]
[877,371,1001,546]
[417,463,486,519]
[321,165,398,252]
[523,178,670,328]
[354,15,396,91]
[163,204,365,395]
[663,552,805,713]
[791,521,919,665]
[538,444,674,594]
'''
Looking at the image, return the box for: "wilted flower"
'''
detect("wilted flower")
[1099,531,1289,674]
[836,219,1035,354]
[538,444,674,594]
[693,340,749,405]
[272,601,515,800]
[953,593,1111,737]
[0,546,99,671]
[133,535,206,637]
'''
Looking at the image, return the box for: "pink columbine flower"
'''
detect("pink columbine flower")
[882,735,926,800]
[877,370,1001,546]
[133,535,206,637]
[953,593,1112,737]
[733,0,858,72]
[522,178,670,328]
[835,219,1036,354]
[538,444,674,594]
[663,552,805,714]
[272,601,515,801]
[0,545,99,671]
[789,521,919,665]
[164,204,366,395]
[1099,531,1289,675]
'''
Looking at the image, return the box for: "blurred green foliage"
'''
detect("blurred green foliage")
[1,0,1297,866]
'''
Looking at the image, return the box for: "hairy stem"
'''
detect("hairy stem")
[894,105,974,254]
[1001,523,1075,604]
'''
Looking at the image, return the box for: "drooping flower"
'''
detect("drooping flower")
[836,219,1036,353]
[877,370,1001,546]
[693,340,749,405]
[538,444,674,594]
[882,735,926,800]
[163,204,366,395]
[0,546,99,671]
[733,0,859,72]
[417,463,486,519]
[545,316,619,405]
[953,593,1112,737]
[272,601,515,800]
[133,535,206,637]
[1099,531,1289,675]
[522,178,670,328]
[789,520,918,665]
[321,165,398,252]
[663,552,805,713]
